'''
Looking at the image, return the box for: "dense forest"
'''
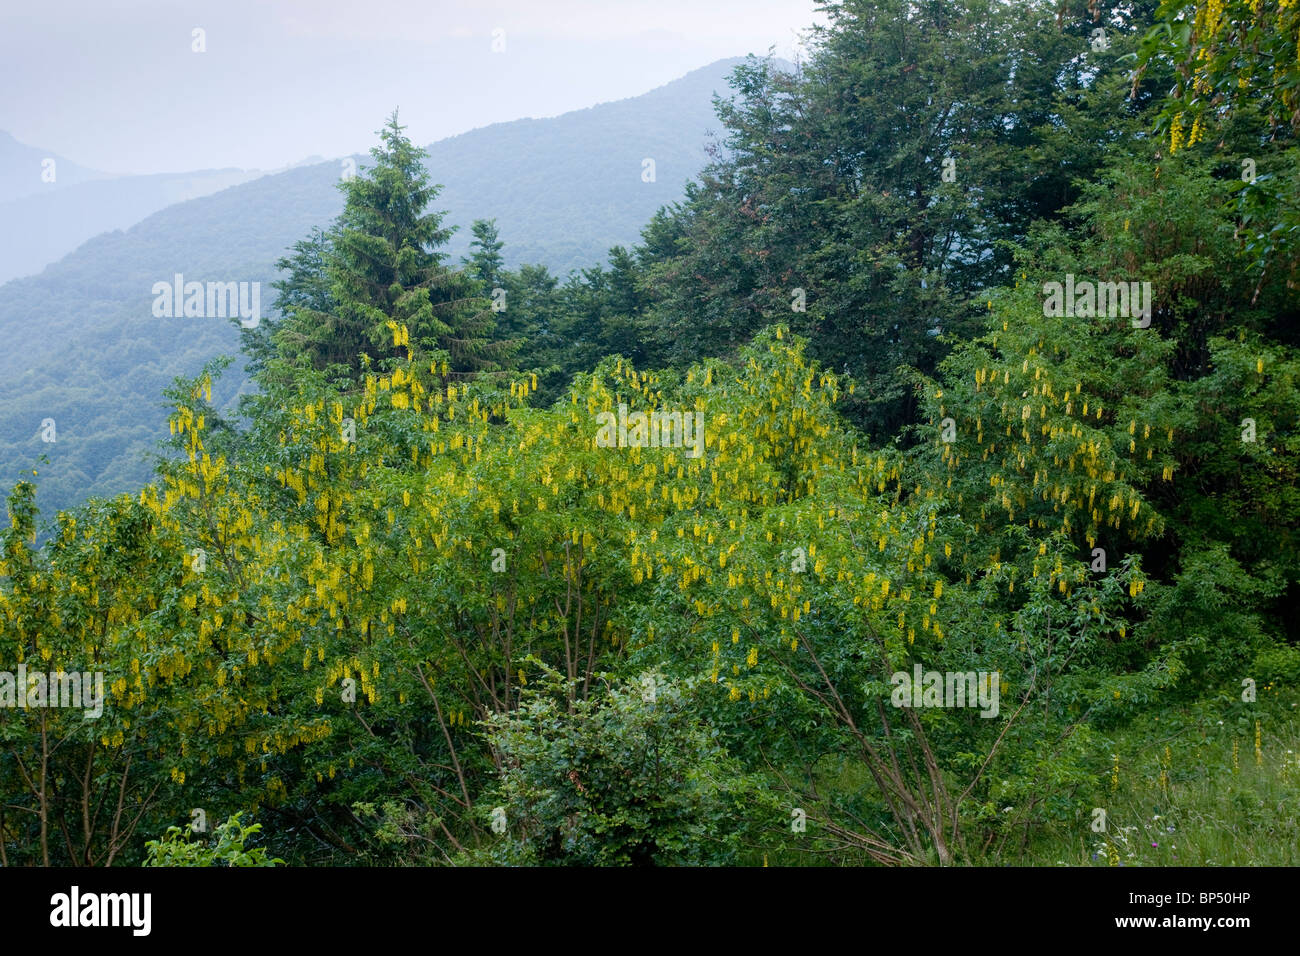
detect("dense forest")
[2,0,1298,867]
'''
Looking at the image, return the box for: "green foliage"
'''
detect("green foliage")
[458,666,772,866]
[272,112,507,382]
[144,812,283,867]
[2,2,1298,870]
[622,0,1161,438]
[1141,1,1300,141]
[465,219,505,290]
[1139,1,1300,285]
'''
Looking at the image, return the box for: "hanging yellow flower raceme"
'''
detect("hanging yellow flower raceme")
[1170,112,1185,154]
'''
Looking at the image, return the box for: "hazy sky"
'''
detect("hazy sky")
[0,0,824,175]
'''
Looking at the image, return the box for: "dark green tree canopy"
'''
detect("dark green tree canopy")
[270,111,507,384]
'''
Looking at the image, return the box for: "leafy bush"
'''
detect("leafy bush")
[143,812,283,867]
[464,665,774,866]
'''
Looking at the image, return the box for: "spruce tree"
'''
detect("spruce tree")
[272,111,507,383]
[241,226,335,379]
[465,218,505,290]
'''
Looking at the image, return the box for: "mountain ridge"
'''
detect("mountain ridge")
[0,55,774,524]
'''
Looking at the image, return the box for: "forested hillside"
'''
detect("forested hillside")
[1,0,1297,870]
[0,57,753,523]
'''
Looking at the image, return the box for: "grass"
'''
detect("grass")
[749,686,1300,866]
[1023,688,1300,867]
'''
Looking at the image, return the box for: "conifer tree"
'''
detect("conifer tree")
[273,111,507,383]
[465,218,505,290]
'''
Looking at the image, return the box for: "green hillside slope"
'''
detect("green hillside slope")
[0,57,753,523]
